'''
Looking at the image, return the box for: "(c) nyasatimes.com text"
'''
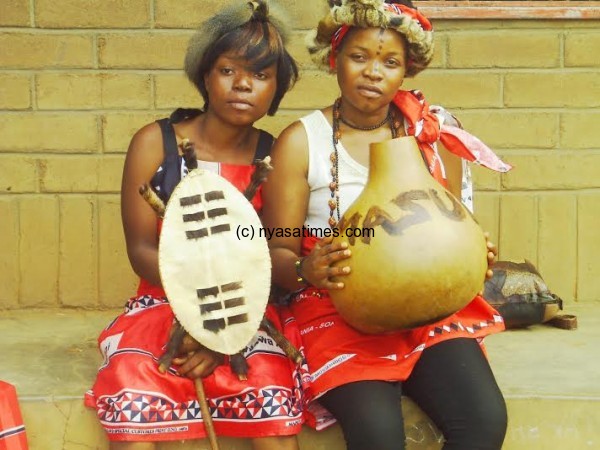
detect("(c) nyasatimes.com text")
[236,225,374,241]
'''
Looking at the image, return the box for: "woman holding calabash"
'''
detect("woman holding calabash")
[262,0,510,449]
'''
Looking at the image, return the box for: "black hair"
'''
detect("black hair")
[188,20,298,116]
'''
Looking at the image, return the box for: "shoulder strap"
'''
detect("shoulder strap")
[254,130,274,160]
[156,118,181,202]
[169,108,203,124]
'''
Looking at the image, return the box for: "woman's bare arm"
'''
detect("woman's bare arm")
[262,120,351,291]
[120,123,165,286]
[261,121,311,291]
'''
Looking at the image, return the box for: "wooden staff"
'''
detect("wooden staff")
[139,184,165,218]
[244,156,273,200]
[260,317,303,365]
[195,378,219,450]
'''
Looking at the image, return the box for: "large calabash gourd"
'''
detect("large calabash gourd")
[330,136,488,334]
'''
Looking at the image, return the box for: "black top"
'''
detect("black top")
[150,108,274,203]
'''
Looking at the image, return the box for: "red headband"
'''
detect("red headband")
[329,3,432,69]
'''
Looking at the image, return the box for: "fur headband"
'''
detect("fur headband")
[307,0,434,78]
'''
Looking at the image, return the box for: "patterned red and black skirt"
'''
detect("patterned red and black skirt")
[85,285,308,442]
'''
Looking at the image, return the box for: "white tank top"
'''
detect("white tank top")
[299,110,474,230]
[300,110,368,230]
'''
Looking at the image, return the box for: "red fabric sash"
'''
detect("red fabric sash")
[393,89,512,182]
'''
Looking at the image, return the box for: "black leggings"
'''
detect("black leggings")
[319,338,507,450]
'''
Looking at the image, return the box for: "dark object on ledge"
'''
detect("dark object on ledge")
[483,260,577,330]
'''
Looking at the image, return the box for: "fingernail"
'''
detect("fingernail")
[343,266,350,273]
[344,250,351,256]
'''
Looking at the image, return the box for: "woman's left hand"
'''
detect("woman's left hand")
[484,231,497,279]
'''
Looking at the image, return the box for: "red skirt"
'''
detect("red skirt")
[85,293,308,442]
[293,236,505,430]
[0,381,28,450]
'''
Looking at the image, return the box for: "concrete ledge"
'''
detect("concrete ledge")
[2,304,599,449]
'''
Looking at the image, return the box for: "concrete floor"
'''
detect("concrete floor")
[1,302,598,449]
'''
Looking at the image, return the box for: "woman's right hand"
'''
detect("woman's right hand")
[300,235,352,290]
[173,347,224,379]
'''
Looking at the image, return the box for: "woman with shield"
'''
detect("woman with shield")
[85,2,306,449]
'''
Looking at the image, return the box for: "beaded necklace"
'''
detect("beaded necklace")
[329,98,400,228]
[339,111,391,131]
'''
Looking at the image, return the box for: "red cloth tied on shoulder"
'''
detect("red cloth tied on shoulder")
[393,89,512,183]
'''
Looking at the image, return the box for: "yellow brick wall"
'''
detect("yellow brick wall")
[0,0,598,309]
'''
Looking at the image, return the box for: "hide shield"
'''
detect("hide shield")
[159,169,271,355]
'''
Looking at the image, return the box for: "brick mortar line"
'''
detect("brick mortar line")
[1,24,598,33]
[2,189,599,196]
[151,72,157,109]
[92,34,99,70]
[492,189,600,194]
[0,25,597,33]
[431,24,600,32]
[96,108,104,154]
[0,25,600,32]
[10,149,598,155]
[574,194,579,300]
[15,191,22,301]
[150,0,156,29]
[535,189,541,268]
[500,72,506,107]
[445,107,600,112]
[474,189,600,195]
[0,69,186,74]
[29,73,36,110]
[424,68,600,73]
[417,5,600,21]
[494,148,600,154]
[94,194,101,309]
[560,30,566,68]
[434,26,600,33]
[0,156,127,161]
[2,68,600,74]
[0,193,121,196]
[0,27,196,34]
[5,107,600,113]
[28,0,35,27]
